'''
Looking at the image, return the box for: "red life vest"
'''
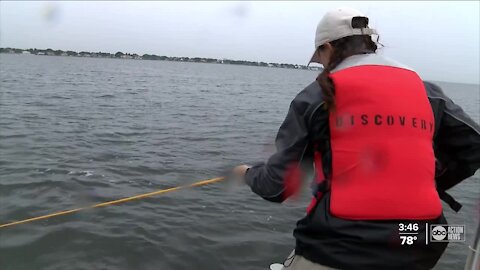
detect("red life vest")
[312,63,442,220]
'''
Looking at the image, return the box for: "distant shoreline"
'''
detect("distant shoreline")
[0,47,321,71]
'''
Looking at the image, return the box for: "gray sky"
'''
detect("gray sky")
[1,1,479,84]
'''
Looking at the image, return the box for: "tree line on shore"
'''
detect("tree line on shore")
[0,47,320,70]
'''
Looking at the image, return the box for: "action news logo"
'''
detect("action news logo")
[430,225,465,242]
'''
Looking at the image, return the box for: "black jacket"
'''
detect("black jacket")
[245,58,480,269]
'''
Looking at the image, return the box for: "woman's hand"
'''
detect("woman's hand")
[233,165,250,179]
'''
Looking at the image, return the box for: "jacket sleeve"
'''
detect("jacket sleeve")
[426,82,480,191]
[244,101,312,203]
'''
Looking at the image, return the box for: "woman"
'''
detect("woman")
[233,7,480,270]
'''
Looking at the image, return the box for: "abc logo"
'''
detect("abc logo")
[431,226,447,241]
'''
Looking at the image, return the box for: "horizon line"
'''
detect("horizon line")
[0,46,322,71]
[1,46,478,85]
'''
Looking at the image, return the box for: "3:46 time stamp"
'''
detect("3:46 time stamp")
[399,223,419,232]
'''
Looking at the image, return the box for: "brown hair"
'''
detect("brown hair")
[316,35,378,111]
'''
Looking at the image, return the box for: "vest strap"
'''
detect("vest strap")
[307,181,329,214]
[438,189,462,212]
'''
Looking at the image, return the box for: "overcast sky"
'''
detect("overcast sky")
[1,1,479,84]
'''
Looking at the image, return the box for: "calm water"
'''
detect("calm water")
[0,54,479,270]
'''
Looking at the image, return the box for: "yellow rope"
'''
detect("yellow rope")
[0,176,225,229]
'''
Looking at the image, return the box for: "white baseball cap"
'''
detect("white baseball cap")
[309,7,377,64]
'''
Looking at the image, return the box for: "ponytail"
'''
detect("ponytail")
[316,35,378,111]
